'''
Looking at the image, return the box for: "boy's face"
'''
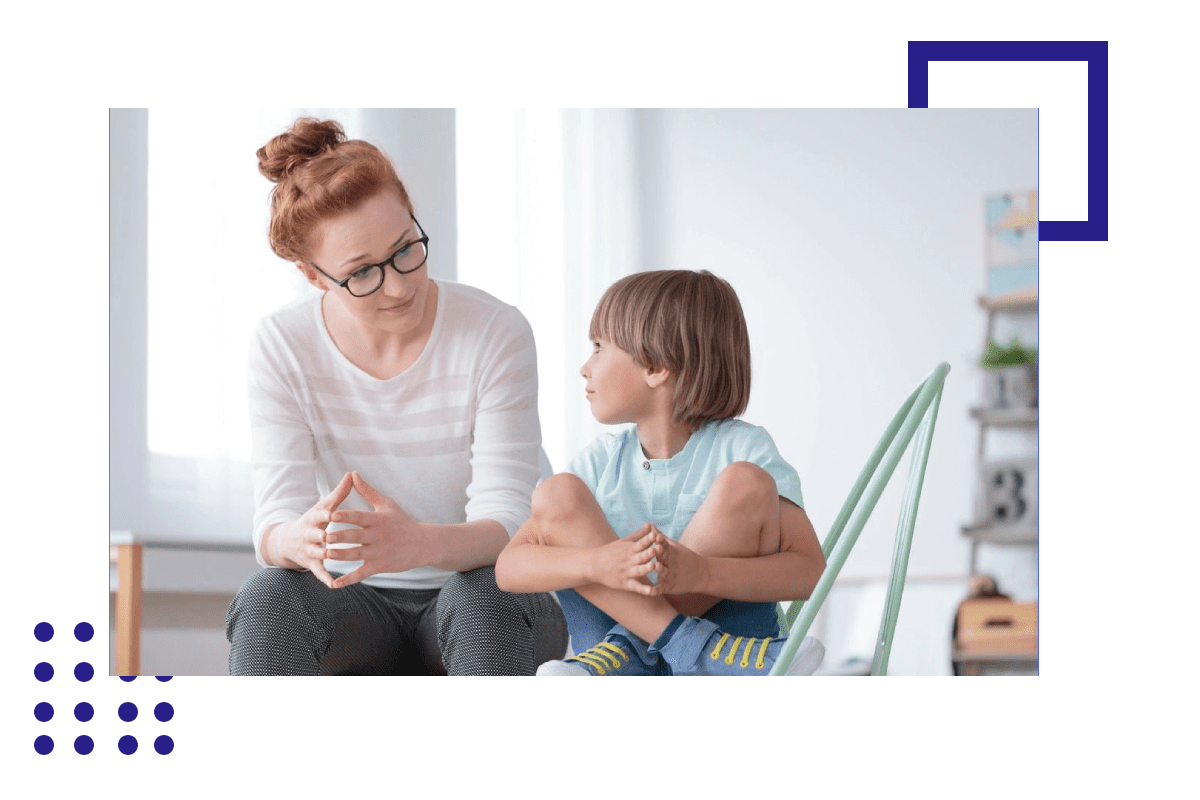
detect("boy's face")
[580,339,656,424]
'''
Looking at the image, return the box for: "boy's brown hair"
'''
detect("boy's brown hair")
[589,270,751,429]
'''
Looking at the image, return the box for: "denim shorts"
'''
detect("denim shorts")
[557,588,782,653]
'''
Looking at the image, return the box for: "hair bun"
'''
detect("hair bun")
[257,117,346,182]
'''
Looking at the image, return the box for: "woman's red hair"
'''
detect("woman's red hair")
[257,117,412,262]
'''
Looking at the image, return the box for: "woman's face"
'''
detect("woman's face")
[300,190,432,338]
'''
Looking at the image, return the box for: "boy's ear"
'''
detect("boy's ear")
[296,261,329,292]
[644,365,672,389]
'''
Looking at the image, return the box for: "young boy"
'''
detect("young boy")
[496,270,826,675]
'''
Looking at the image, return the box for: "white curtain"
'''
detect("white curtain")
[112,108,426,545]
[456,109,643,472]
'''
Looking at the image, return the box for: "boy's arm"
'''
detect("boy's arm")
[494,521,660,595]
[494,525,591,593]
[654,498,826,603]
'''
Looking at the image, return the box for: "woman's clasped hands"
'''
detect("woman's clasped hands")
[261,471,355,588]
[324,471,437,589]
[264,471,433,590]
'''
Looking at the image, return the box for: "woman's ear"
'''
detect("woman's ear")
[296,262,328,292]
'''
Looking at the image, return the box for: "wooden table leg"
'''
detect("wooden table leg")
[115,543,143,676]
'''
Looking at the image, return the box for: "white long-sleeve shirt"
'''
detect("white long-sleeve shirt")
[248,280,541,590]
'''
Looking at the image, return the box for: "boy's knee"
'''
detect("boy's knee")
[711,462,777,509]
[531,473,593,524]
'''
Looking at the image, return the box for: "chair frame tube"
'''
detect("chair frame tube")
[771,362,950,676]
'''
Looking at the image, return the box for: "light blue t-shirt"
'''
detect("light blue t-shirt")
[565,418,804,542]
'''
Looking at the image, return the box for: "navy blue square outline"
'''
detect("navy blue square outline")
[908,40,1108,242]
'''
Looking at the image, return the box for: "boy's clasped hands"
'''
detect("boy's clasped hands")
[593,524,709,597]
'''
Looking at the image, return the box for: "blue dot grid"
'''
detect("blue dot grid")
[74,622,94,642]
[32,620,177,755]
[907,40,1109,242]
[119,702,138,722]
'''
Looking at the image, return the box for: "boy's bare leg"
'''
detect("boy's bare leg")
[668,461,782,617]
[529,474,678,644]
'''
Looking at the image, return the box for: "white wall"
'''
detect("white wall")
[358,109,459,282]
[635,109,1038,673]
[110,109,149,534]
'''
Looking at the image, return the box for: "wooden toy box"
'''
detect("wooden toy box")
[957,599,1038,653]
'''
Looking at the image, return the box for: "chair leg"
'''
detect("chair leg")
[115,543,143,676]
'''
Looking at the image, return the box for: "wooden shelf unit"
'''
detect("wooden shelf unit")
[969,406,1038,427]
[957,283,1039,675]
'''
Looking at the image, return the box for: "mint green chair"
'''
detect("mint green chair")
[772,362,950,676]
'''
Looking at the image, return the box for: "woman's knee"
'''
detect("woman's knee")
[436,567,528,635]
[226,568,322,637]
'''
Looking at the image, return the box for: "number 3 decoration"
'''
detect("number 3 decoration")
[980,457,1038,527]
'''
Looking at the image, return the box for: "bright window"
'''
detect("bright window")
[146,108,360,460]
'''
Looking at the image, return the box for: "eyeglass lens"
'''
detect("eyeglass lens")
[346,240,428,296]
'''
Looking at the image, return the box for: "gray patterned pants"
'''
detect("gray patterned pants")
[226,566,568,675]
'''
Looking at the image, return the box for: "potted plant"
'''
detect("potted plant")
[981,337,1038,409]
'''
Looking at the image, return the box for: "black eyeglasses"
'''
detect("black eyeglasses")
[312,216,429,297]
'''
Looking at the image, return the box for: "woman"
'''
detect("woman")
[225,117,568,675]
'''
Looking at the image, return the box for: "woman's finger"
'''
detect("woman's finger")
[310,560,337,590]
[328,515,369,534]
[313,572,336,590]
[324,545,364,561]
[331,564,373,590]
[351,471,389,509]
[321,472,355,511]
[303,507,332,530]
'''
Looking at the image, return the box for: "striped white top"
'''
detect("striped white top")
[248,280,541,590]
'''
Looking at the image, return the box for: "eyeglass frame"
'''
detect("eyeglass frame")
[310,216,430,297]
